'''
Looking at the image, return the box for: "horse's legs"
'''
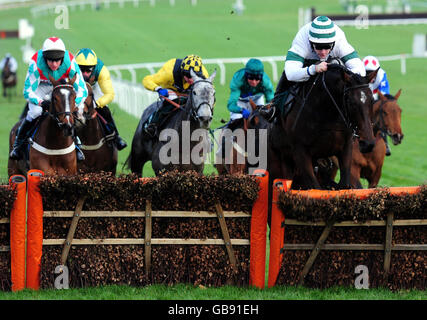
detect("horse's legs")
[337,138,353,189]
[292,147,320,190]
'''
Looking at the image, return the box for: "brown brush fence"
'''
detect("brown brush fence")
[268,180,427,291]
[38,171,260,289]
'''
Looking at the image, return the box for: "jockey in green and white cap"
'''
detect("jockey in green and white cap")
[284,16,365,82]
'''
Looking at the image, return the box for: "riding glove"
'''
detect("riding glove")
[157,88,169,98]
[241,108,251,119]
[41,100,51,111]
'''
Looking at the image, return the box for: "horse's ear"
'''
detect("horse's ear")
[394,89,402,100]
[366,68,379,84]
[249,98,257,110]
[69,73,77,86]
[378,90,386,101]
[343,70,352,83]
[208,69,217,83]
[48,74,59,87]
[190,69,201,82]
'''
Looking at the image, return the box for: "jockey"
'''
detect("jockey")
[75,48,127,150]
[0,53,18,74]
[363,55,392,156]
[363,55,390,100]
[142,54,209,137]
[9,37,88,161]
[273,16,366,116]
[226,58,274,129]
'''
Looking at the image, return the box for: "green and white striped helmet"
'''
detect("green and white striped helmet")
[309,16,336,44]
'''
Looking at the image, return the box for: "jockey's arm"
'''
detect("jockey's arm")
[71,60,88,111]
[262,73,275,103]
[284,57,312,82]
[142,59,175,92]
[227,72,245,113]
[96,66,115,108]
[379,71,390,95]
[23,60,43,106]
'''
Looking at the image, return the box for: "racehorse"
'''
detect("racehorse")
[350,89,403,188]
[215,97,270,175]
[2,58,17,100]
[75,82,118,174]
[8,74,79,177]
[126,69,216,176]
[268,64,377,191]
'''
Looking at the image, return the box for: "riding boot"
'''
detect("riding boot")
[96,106,127,150]
[143,110,160,138]
[9,119,34,160]
[382,133,391,156]
[74,135,85,161]
[107,118,127,150]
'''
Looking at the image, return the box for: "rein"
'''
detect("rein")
[321,72,369,136]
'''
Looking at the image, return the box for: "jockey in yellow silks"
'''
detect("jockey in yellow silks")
[75,48,127,150]
[141,54,209,137]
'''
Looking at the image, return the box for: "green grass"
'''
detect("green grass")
[0,0,426,299]
[0,284,425,300]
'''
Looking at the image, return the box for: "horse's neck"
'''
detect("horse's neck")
[79,115,103,143]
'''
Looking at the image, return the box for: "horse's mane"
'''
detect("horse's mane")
[326,63,365,84]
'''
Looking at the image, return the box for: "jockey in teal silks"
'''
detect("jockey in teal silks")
[9,37,88,161]
[226,58,274,130]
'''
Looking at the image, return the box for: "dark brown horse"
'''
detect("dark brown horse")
[2,58,17,100]
[350,89,403,188]
[75,83,118,174]
[8,75,79,177]
[268,64,377,192]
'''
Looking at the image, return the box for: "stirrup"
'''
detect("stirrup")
[144,123,157,138]
[115,136,127,150]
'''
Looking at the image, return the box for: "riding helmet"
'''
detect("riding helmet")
[42,37,66,60]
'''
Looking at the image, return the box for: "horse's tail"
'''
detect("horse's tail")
[19,103,29,120]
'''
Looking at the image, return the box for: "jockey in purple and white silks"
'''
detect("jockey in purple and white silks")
[10,37,88,161]
[272,16,366,117]
[363,55,390,100]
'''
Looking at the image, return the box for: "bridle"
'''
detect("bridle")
[321,71,370,138]
[49,84,77,129]
[186,79,215,121]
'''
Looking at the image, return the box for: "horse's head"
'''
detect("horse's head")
[187,69,216,129]
[328,64,376,153]
[48,74,78,136]
[376,90,404,145]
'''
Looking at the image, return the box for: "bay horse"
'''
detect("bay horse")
[268,63,377,192]
[2,58,17,100]
[215,97,270,175]
[75,82,118,174]
[350,89,403,188]
[316,89,404,188]
[8,74,79,177]
[126,69,216,176]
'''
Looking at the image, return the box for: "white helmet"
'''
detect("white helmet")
[42,37,66,60]
[363,56,380,71]
[309,16,336,44]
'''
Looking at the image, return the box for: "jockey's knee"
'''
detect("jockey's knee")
[27,104,42,121]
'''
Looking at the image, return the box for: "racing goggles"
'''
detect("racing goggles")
[80,66,95,73]
[312,42,334,51]
[245,73,262,81]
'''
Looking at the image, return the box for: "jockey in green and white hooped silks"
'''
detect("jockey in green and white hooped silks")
[272,16,366,114]
[9,37,88,161]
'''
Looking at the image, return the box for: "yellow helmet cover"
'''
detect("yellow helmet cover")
[181,54,203,73]
[75,48,98,66]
